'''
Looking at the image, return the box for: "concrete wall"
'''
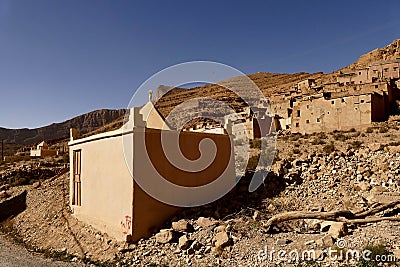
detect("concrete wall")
[131,128,235,241]
[30,149,58,157]
[69,130,134,241]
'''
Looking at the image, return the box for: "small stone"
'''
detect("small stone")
[316,235,335,247]
[33,181,41,188]
[155,229,175,244]
[252,210,260,220]
[172,220,191,232]
[204,246,212,253]
[328,222,348,239]
[197,217,217,228]
[276,239,291,246]
[304,219,321,231]
[315,249,325,260]
[178,235,190,250]
[267,204,276,212]
[212,231,230,249]
[368,143,382,152]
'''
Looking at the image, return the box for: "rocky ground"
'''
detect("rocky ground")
[1,121,400,266]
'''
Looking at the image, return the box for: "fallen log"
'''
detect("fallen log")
[263,200,400,230]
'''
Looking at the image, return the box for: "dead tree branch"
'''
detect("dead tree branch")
[263,200,400,230]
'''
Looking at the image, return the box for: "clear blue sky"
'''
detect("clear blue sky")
[0,0,399,129]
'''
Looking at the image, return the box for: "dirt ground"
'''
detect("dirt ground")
[1,121,400,266]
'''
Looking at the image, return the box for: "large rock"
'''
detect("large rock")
[368,143,382,152]
[178,235,190,250]
[197,217,217,228]
[155,229,175,244]
[367,191,400,204]
[212,231,230,249]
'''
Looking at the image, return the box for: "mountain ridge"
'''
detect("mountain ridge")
[0,109,126,145]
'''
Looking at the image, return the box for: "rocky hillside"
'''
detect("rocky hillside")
[0,109,126,145]
[344,39,400,71]
[1,120,400,266]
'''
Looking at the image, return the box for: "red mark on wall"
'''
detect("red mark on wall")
[120,215,132,235]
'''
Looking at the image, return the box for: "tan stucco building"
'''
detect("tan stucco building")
[69,100,235,242]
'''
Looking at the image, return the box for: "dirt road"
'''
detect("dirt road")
[0,234,85,267]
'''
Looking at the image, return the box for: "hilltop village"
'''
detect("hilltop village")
[271,59,400,134]
[165,59,400,140]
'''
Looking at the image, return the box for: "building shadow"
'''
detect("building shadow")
[170,168,291,223]
[0,190,27,222]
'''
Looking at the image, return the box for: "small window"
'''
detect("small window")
[361,99,364,103]
[306,105,309,109]
[394,67,398,71]
[297,110,300,117]
[341,98,345,103]
[384,68,389,72]
[375,85,378,89]
[373,70,378,73]
[73,150,82,206]
[331,100,335,104]
[316,118,320,122]
[295,122,299,127]
[359,72,361,75]
[306,119,310,124]
[327,111,330,115]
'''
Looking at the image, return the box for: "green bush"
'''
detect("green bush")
[358,243,390,267]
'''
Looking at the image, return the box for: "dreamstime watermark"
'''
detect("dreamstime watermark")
[122,61,276,207]
[257,239,397,264]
